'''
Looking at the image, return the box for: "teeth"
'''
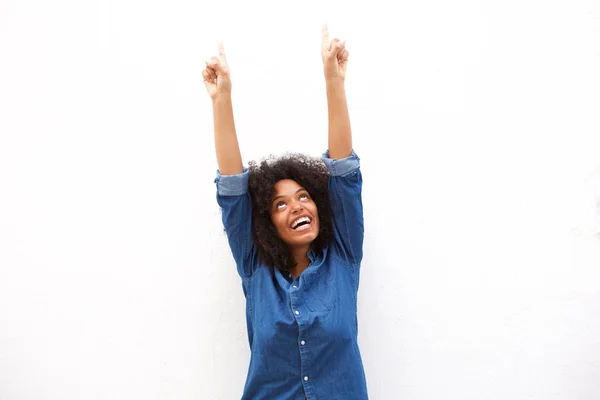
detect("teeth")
[291,216,310,229]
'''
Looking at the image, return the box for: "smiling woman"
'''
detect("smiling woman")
[204,25,368,400]
[248,154,333,278]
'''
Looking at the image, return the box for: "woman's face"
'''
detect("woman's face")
[270,179,320,248]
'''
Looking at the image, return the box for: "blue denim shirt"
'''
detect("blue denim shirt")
[215,150,368,400]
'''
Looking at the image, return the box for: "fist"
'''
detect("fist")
[321,25,349,81]
[202,42,232,99]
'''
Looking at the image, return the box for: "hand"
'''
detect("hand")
[202,42,232,100]
[321,25,349,82]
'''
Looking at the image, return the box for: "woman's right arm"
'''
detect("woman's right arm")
[203,43,243,175]
[212,94,243,174]
[204,43,256,278]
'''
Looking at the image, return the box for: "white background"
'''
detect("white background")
[1,0,600,399]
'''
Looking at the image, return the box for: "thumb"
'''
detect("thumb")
[207,57,224,75]
[328,39,345,60]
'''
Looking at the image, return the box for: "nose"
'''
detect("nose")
[291,202,303,214]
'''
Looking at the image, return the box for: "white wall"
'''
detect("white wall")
[1,0,599,399]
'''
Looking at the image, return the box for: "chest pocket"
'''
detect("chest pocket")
[302,266,338,312]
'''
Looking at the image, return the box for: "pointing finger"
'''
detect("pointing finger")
[322,24,330,48]
[218,42,228,65]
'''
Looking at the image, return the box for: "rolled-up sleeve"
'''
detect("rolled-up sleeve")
[322,150,364,266]
[215,169,257,278]
[215,169,250,196]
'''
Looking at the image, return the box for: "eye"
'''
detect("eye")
[299,193,309,201]
[276,201,286,210]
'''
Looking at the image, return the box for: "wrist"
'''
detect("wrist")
[211,92,232,104]
[325,76,345,87]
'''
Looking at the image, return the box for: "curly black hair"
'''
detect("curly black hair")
[248,153,333,272]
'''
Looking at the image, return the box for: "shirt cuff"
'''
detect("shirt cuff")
[215,168,249,196]
[322,150,360,176]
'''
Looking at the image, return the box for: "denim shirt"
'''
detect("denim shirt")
[215,150,368,400]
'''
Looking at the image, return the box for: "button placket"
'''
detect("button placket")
[293,277,311,395]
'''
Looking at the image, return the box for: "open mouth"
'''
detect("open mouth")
[290,216,312,231]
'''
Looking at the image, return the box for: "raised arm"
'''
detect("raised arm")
[204,44,256,279]
[203,43,243,175]
[319,26,363,265]
[321,25,352,160]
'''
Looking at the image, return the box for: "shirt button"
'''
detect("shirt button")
[292,285,297,289]
[304,376,309,381]
[301,340,306,345]
[295,310,300,315]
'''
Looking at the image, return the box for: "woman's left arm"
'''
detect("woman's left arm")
[321,24,352,159]
[321,26,363,266]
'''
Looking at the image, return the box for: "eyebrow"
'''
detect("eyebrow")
[272,188,307,203]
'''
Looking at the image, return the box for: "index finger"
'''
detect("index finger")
[321,24,330,47]
[218,42,228,65]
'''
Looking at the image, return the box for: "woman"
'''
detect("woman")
[202,26,368,400]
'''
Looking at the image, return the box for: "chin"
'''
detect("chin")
[295,232,319,246]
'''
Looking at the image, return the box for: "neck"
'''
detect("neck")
[289,244,311,278]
